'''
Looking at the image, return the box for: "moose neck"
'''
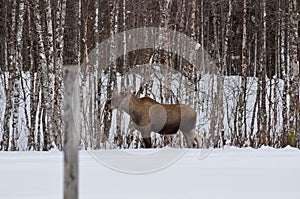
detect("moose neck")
[119,93,140,115]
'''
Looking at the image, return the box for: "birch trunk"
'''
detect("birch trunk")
[222,0,233,79]
[272,0,282,145]
[1,0,17,151]
[160,0,171,102]
[32,0,51,151]
[103,0,117,147]
[0,0,6,77]
[79,0,88,146]
[0,1,6,148]
[94,0,102,149]
[281,0,289,146]
[236,0,247,147]
[220,0,233,147]
[53,0,67,150]
[208,1,220,147]
[11,0,25,151]
[200,0,205,74]
[44,0,56,149]
[288,0,299,147]
[259,0,267,146]
[27,3,37,150]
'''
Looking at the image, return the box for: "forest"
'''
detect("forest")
[0,0,299,151]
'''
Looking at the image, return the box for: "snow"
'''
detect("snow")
[1,147,300,199]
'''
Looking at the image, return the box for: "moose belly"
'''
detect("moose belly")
[149,104,182,135]
[152,123,180,135]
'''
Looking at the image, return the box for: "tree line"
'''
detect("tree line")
[0,0,299,150]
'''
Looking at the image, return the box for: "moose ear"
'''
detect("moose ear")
[112,89,119,98]
[121,86,133,94]
[119,89,131,97]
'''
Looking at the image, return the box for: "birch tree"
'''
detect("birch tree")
[271,0,281,146]
[0,0,6,77]
[27,3,38,150]
[32,0,51,151]
[11,0,25,151]
[103,0,118,147]
[160,0,171,102]
[288,0,299,147]
[236,0,248,147]
[258,0,267,146]
[208,0,220,147]
[53,0,67,150]
[280,0,289,146]
[1,0,17,151]
[44,0,56,149]
[0,2,6,147]
[221,0,233,147]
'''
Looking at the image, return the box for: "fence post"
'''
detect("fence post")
[63,65,79,199]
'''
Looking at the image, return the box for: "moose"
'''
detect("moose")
[105,92,202,148]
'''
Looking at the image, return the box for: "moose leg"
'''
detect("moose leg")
[142,137,152,148]
[139,127,152,148]
[194,132,202,148]
[183,130,202,148]
[183,131,194,148]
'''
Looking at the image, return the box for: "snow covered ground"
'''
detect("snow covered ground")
[1,147,300,199]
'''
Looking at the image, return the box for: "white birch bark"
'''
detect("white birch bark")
[44,0,56,149]
[262,0,268,144]
[220,0,233,147]
[27,3,37,150]
[279,0,289,146]
[103,0,117,147]
[200,0,205,74]
[237,0,247,146]
[94,0,102,149]
[32,0,51,150]
[208,1,221,147]
[11,0,25,150]
[1,0,16,151]
[53,0,67,150]
[159,0,171,102]
[288,0,299,146]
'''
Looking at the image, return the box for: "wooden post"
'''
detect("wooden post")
[64,65,79,199]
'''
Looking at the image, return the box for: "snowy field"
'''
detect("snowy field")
[1,147,300,199]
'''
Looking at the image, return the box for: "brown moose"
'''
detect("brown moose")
[105,92,202,148]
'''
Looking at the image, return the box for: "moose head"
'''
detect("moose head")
[105,91,132,112]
